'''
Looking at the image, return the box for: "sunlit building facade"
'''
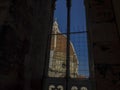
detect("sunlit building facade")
[48,20,79,78]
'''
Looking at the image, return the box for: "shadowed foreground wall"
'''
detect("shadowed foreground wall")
[85,0,120,90]
[0,0,54,90]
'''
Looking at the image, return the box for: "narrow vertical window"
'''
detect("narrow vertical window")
[48,0,90,79]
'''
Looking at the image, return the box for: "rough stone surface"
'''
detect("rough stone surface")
[85,0,120,90]
[0,0,54,90]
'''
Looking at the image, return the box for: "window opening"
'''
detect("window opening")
[48,0,89,79]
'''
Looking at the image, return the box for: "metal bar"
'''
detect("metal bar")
[50,31,88,35]
[66,0,71,90]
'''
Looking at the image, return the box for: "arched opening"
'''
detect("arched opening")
[44,0,94,90]
[48,0,90,79]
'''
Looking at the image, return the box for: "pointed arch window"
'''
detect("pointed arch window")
[43,0,94,90]
[48,0,90,79]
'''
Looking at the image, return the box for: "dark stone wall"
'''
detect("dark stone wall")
[0,0,54,90]
[85,0,120,90]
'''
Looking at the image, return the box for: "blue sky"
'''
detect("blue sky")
[54,0,89,77]
[54,0,86,33]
